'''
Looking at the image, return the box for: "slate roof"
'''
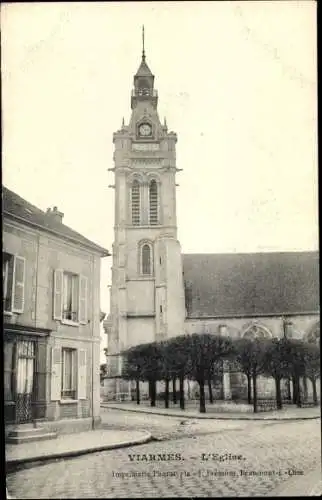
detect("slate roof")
[135,58,154,78]
[3,186,110,256]
[183,252,320,317]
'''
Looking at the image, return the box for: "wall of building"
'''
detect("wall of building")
[184,313,320,340]
[127,316,155,347]
[3,218,103,429]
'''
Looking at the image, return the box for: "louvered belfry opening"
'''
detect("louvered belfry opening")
[131,180,140,225]
[149,180,158,225]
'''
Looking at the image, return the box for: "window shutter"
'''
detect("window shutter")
[12,256,25,313]
[78,349,87,399]
[51,347,62,401]
[79,276,88,324]
[53,269,63,320]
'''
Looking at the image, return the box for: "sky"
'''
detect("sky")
[2,1,318,363]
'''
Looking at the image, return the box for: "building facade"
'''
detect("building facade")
[3,187,109,435]
[104,46,320,402]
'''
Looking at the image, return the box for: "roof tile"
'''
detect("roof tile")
[183,252,319,317]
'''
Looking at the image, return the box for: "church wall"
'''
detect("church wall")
[127,280,155,315]
[184,313,319,339]
[163,238,186,339]
[125,228,173,279]
[126,317,155,347]
[161,171,177,227]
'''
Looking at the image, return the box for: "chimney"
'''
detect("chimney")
[46,206,64,223]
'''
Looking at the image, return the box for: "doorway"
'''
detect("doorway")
[15,340,36,424]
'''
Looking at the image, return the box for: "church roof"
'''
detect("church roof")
[3,186,110,256]
[182,251,319,318]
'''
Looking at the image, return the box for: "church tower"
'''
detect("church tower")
[106,28,185,393]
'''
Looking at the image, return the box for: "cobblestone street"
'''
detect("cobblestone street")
[7,412,321,498]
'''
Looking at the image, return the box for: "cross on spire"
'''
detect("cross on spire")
[142,25,146,61]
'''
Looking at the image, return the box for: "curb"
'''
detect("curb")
[101,404,321,421]
[6,431,152,473]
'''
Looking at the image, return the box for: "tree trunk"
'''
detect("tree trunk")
[199,379,206,413]
[136,379,140,405]
[165,378,169,409]
[208,378,213,404]
[286,378,292,401]
[150,380,156,407]
[311,378,318,406]
[294,376,301,408]
[252,374,258,413]
[172,378,177,404]
[302,376,308,401]
[292,376,297,404]
[179,376,185,410]
[275,376,282,410]
[247,374,252,404]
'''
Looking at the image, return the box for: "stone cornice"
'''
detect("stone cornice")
[185,311,320,320]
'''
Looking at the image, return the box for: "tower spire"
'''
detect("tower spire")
[142,25,146,61]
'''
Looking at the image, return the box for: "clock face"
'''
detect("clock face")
[139,123,152,137]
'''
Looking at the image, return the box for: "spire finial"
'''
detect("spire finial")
[142,25,146,61]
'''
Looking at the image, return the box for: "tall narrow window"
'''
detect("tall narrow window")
[62,272,79,322]
[131,181,140,225]
[149,180,158,225]
[61,348,77,399]
[142,244,151,275]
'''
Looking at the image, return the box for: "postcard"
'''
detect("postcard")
[3,1,320,498]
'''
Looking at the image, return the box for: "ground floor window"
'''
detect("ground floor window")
[61,348,77,399]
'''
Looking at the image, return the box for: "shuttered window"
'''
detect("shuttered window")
[131,180,141,225]
[79,276,88,324]
[78,349,87,399]
[149,180,158,225]
[51,347,85,401]
[3,253,25,313]
[51,347,62,401]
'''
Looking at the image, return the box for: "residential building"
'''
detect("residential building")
[3,187,109,437]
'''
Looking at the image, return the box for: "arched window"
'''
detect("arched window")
[242,324,271,339]
[131,180,140,225]
[142,244,152,275]
[149,180,158,225]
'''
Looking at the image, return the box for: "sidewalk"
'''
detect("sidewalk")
[6,428,151,470]
[101,401,321,420]
[272,466,322,496]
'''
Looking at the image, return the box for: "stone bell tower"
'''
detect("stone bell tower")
[105,28,185,395]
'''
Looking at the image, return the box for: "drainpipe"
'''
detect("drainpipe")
[33,234,41,428]
[92,337,94,430]
[91,256,95,430]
